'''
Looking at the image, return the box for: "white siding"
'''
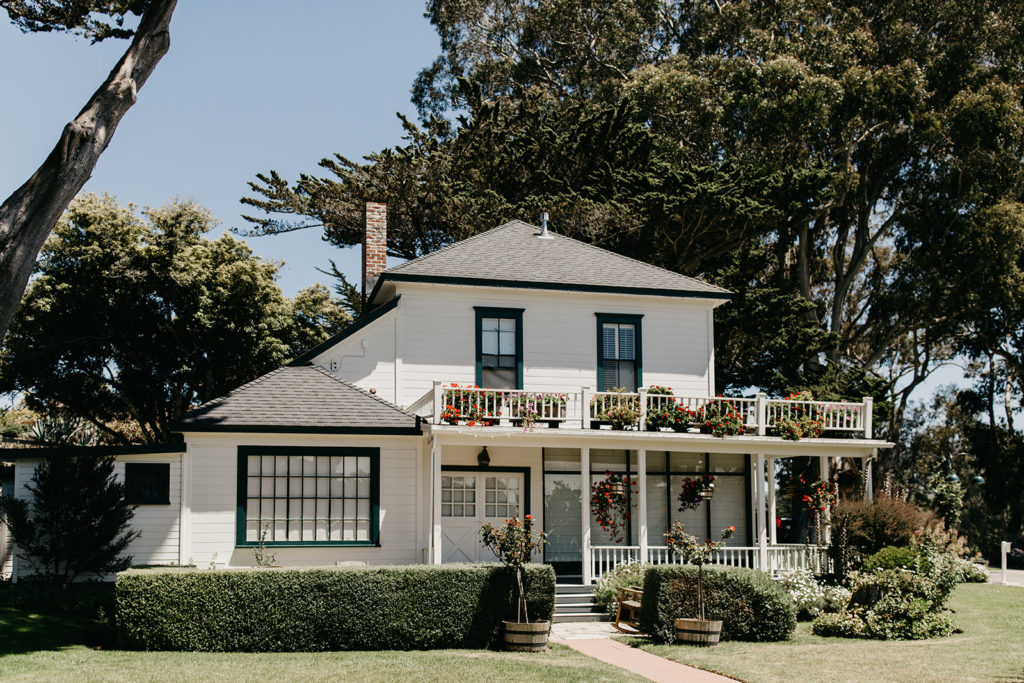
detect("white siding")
[183,432,423,569]
[313,310,397,403]
[0,482,11,579]
[392,283,717,406]
[114,454,182,566]
[11,454,183,577]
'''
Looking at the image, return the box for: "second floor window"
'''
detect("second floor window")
[475,307,524,389]
[597,314,643,391]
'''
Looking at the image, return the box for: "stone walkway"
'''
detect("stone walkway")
[557,638,733,683]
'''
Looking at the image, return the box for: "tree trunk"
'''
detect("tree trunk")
[0,0,178,339]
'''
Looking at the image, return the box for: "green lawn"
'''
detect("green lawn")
[628,583,1024,682]
[0,607,644,683]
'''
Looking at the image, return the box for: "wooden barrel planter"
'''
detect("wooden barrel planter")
[503,620,550,652]
[675,618,722,647]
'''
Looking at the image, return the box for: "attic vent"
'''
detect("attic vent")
[328,359,340,372]
[539,212,552,239]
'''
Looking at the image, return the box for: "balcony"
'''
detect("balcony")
[417,383,875,439]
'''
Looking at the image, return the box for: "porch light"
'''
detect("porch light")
[477,446,491,468]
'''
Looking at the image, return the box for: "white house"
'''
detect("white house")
[7,203,892,583]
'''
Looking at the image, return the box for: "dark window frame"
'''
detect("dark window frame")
[595,312,643,391]
[474,306,524,389]
[124,462,171,505]
[235,445,381,548]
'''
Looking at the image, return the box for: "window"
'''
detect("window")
[596,313,643,391]
[484,475,521,518]
[441,475,476,517]
[475,307,523,389]
[124,463,170,505]
[236,447,379,547]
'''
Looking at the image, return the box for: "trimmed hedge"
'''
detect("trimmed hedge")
[116,563,554,651]
[639,565,796,643]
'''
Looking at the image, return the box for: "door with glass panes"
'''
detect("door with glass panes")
[441,471,524,562]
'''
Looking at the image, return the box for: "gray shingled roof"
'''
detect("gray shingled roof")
[174,366,420,434]
[381,221,730,298]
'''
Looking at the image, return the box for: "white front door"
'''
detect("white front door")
[441,471,524,563]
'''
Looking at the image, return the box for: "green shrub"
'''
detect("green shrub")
[950,557,989,583]
[639,565,796,643]
[594,561,650,616]
[862,546,919,572]
[116,563,555,651]
[811,567,954,640]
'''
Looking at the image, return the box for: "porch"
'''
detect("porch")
[424,424,885,583]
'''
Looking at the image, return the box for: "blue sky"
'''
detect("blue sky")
[0,1,970,409]
[1,1,438,296]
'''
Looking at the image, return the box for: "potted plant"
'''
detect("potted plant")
[510,392,568,430]
[665,522,736,646]
[440,383,499,426]
[677,474,716,510]
[591,471,636,543]
[645,386,693,431]
[591,388,640,430]
[775,391,823,440]
[480,515,549,651]
[696,400,745,437]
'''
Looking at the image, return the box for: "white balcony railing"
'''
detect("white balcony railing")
[424,382,874,438]
[590,544,830,581]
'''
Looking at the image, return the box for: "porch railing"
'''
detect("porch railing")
[590,544,830,581]
[426,382,874,438]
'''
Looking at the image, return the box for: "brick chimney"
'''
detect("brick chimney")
[363,202,387,304]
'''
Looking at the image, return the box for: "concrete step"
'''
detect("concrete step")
[555,593,596,604]
[554,583,593,594]
[553,611,612,624]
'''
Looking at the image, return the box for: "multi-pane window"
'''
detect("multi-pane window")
[238,447,378,546]
[480,316,517,388]
[441,475,477,517]
[599,321,637,391]
[484,475,520,518]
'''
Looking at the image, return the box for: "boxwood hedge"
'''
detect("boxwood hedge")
[639,565,796,643]
[116,563,554,651]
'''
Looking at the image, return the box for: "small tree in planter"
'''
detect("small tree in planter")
[480,515,549,651]
[665,522,736,646]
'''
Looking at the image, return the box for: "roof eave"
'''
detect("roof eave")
[377,273,732,301]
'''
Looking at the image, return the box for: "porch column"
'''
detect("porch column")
[581,446,592,584]
[865,452,875,503]
[768,457,777,545]
[756,452,767,571]
[430,437,442,565]
[819,454,831,544]
[637,448,648,564]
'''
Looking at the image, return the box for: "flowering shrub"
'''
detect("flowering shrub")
[665,522,736,621]
[479,515,548,623]
[677,474,716,511]
[591,471,636,543]
[774,569,850,620]
[950,556,989,583]
[696,400,745,437]
[594,561,651,616]
[645,386,694,431]
[776,415,823,440]
[792,475,837,544]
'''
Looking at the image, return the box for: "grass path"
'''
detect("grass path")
[629,583,1024,682]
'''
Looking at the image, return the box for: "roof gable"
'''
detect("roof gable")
[173,365,420,435]
[375,221,730,302]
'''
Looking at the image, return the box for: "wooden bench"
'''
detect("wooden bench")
[613,586,644,634]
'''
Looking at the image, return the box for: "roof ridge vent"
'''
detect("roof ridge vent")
[538,212,553,239]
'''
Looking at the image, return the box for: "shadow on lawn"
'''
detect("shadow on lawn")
[0,607,114,655]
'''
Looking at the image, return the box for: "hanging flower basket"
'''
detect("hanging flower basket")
[591,471,637,543]
[678,474,716,510]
